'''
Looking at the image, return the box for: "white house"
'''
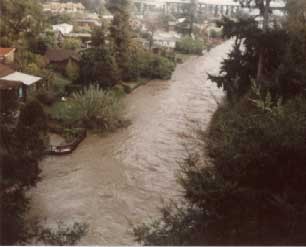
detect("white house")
[52,23,74,35]
[153,31,181,49]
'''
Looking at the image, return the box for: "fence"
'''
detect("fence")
[46,127,87,155]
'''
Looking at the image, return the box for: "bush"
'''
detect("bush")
[52,85,123,130]
[150,55,175,80]
[72,85,122,130]
[33,222,88,245]
[127,47,175,81]
[175,37,205,55]
[208,95,306,195]
[65,60,80,82]
[209,29,223,38]
[62,38,81,50]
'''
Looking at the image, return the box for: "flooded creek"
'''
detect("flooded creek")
[28,41,233,245]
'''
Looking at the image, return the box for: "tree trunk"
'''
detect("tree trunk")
[256,0,271,82]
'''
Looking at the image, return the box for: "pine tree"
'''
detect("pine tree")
[109,0,131,81]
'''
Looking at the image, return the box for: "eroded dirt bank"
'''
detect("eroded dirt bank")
[28,41,233,245]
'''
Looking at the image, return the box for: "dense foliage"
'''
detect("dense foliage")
[135,93,306,245]
[135,0,306,245]
[0,0,46,50]
[127,45,175,81]
[109,0,132,81]
[0,100,47,245]
[52,85,122,130]
[209,15,306,102]
[175,36,204,55]
[79,47,120,88]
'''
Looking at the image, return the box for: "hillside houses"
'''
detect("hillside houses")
[43,1,86,14]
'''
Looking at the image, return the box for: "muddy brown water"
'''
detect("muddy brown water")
[28,41,233,245]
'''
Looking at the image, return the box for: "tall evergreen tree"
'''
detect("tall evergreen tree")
[108,0,131,81]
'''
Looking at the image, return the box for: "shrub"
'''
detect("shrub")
[175,36,205,55]
[62,38,81,50]
[208,96,306,194]
[65,60,80,82]
[209,29,223,38]
[150,55,175,80]
[52,85,123,130]
[72,85,122,130]
[130,48,175,81]
[34,222,88,245]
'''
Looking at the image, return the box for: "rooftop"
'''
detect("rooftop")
[1,72,41,86]
[0,48,16,57]
[45,48,80,62]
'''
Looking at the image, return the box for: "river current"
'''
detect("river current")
[28,40,233,245]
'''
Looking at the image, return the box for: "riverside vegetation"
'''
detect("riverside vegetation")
[134,0,306,245]
[0,0,176,245]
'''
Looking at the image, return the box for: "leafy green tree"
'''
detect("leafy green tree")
[186,0,198,36]
[65,60,80,82]
[0,99,47,245]
[175,0,198,36]
[62,38,82,50]
[79,48,120,88]
[109,0,132,81]
[286,0,306,34]
[0,0,45,48]
[91,23,109,48]
[236,0,283,81]
[208,15,304,102]
[176,36,204,55]
[46,13,72,25]
[16,100,48,160]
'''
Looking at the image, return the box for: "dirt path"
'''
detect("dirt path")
[28,41,233,245]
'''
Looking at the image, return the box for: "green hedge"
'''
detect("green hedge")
[175,37,205,55]
[127,48,175,81]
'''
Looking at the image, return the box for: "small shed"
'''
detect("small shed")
[1,72,42,99]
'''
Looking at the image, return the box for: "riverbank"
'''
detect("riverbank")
[28,40,233,245]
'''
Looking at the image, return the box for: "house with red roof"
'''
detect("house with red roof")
[0,48,16,64]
